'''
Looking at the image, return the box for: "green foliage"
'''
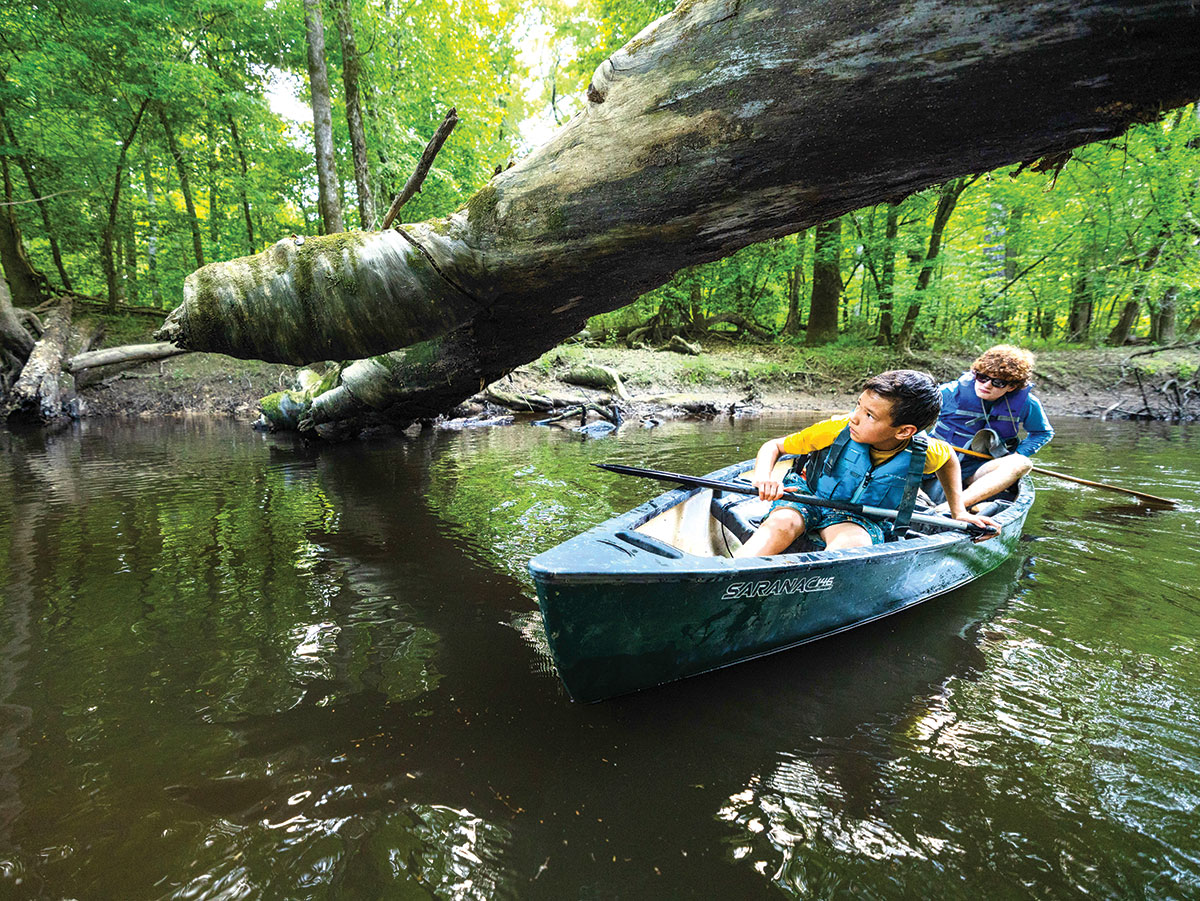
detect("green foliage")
[586,107,1200,349]
[0,0,530,309]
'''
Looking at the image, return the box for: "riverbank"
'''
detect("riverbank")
[73,332,1200,426]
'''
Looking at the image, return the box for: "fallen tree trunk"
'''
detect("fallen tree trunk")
[69,341,188,390]
[5,299,73,424]
[157,0,1200,430]
[66,341,187,373]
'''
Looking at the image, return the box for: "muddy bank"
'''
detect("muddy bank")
[70,342,1200,427]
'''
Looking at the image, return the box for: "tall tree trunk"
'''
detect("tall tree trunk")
[361,81,392,198]
[0,106,72,290]
[101,100,150,311]
[143,163,163,307]
[0,157,49,310]
[228,116,256,253]
[207,121,221,248]
[806,217,841,345]
[332,0,375,229]
[1067,246,1096,341]
[157,107,205,268]
[1151,286,1179,343]
[1107,299,1140,345]
[993,202,1025,333]
[782,230,806,337]
[123,192,139,305]
[1108,237,1165,345]
[896,177,970,352]
[304,0,345,235]
[875,204,898,345]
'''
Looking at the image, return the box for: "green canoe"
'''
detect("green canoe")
[528,457,1034,702]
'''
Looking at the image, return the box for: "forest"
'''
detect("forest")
[1,0,1198,426]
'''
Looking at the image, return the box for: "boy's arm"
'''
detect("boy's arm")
[748,418,845,501]
[1014,395,1053,456]
[749,437,790,500]
[934,453,1000,539]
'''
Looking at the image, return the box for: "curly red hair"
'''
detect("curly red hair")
[972,345,1035,387]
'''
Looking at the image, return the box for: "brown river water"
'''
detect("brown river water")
[0,414,1197,899]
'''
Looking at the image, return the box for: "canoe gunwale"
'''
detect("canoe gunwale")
[529,457,1030,586]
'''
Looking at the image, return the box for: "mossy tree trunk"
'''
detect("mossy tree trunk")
[158,0,1200,430]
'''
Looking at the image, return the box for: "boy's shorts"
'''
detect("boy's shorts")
[768,473,888,549]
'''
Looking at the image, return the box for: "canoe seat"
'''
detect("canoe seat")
[710,491,763,543]
[709,492,820,553]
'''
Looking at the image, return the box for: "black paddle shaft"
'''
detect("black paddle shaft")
[595,463,995,537]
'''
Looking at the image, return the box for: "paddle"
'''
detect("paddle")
[595,463,997,537]
[951,445,1177,507]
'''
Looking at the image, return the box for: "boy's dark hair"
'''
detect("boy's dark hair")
[862,369,941,430]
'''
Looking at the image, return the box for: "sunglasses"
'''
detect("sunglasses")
[973,372,1012,389]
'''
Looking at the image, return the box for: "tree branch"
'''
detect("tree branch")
[380,107,459,229]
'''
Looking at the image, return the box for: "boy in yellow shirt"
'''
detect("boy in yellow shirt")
[735,370,997,556]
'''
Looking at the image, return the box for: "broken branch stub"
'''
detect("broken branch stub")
[380,107,459,230]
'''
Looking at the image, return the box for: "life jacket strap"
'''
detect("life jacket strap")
[800,428,852,494]
[889,434,929,539]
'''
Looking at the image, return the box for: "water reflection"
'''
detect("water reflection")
[0,416,1198,898]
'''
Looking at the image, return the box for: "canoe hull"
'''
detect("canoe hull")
[529,460,1034,702]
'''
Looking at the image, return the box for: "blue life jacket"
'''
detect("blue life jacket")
[798,426,929,536]
[932,371,1032,451]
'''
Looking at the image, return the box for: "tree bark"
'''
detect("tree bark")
[4,299,72,424]
[1107,300,1140,346]
[806,217,841,345]
[1107,237,1166,344]
[157,0,1200,425]
[0,162,50,311]
[304,0,345,235]
[0,274,35,363]
[157,107,205,269]
[66,341,186,373]
[332,0,375,230]
[1067,245,1096,342]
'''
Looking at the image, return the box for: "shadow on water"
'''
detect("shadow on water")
[0,417,1198,898]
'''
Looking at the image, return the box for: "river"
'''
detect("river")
[0,414,1197,899]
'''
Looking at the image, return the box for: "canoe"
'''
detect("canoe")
[528,456,1034,702]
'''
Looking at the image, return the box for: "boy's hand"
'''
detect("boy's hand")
[954,510,1000,541]
[752,475,786,501]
